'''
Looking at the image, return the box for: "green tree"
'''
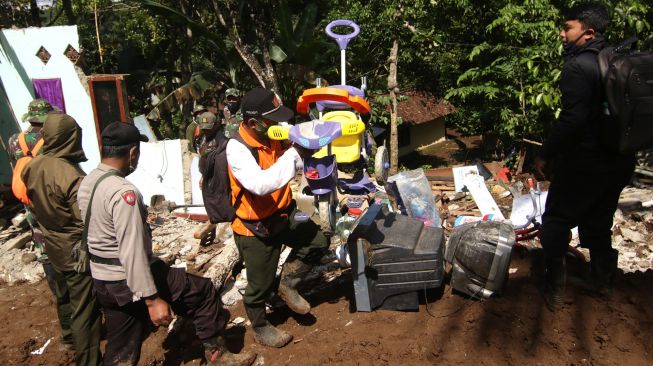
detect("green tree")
[445,0,652,151]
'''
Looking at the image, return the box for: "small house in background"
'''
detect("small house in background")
[394,90,455,157]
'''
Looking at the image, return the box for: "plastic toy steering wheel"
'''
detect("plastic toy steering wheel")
[325,20,360,50]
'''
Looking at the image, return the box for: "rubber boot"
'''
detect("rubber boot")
[590,248,618,298]
[244,303,292,348]
[277,259,312,314]
[203,336,256,366]
[543,257,566,312]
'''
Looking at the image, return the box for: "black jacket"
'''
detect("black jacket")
[540,37,634,169]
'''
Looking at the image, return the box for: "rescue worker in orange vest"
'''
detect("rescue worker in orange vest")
[226,87,328,348]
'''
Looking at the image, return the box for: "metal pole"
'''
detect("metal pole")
[340,49,346,85]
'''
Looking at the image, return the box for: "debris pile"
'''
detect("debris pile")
[608,188,653,273]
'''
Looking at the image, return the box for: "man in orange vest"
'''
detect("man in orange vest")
[226,88,328,348]
[7,99,77,351]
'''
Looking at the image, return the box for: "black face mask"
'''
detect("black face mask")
[563,30,588,55]
[226,101,240,114]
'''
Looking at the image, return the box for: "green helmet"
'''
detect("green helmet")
[192,104,207,116]
[22,98,54,123]
[224,88,241,99]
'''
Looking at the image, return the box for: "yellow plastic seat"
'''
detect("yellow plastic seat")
[313,111,364,163]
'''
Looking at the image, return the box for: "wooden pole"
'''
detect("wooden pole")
[94,1,103,65]
[387,38,399,175]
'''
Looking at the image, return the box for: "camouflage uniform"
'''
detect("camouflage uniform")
[196,112,226,176]
[187,104,207,153]
[222,88,242,139]
[7,98,52,160]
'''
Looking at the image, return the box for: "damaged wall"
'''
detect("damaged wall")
[0,26,100,173]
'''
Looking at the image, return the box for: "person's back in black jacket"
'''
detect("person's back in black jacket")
[536,3,635,312]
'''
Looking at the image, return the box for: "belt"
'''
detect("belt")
[89,252,122,266]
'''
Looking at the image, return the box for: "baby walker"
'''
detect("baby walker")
[268,19,390,236]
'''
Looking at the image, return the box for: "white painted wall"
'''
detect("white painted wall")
[129,139,185,206]
[0,26,99,172]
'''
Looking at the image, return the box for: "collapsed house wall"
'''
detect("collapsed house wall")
[0,26,100,174]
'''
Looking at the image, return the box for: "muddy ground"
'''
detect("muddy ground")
[1,251,652,366]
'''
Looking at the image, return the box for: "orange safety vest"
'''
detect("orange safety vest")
[12,133,44,205]
[228,127,293,236]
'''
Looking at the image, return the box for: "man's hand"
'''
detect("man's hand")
[145,295,173,327]
[199,176,204,190]
[534,157,547,179]
[292,143,317,159]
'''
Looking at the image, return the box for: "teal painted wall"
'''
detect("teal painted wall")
[0,80,20,185]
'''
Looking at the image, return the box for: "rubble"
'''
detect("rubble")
[569,187,653,273]
[3,232,31,251]
[0,248,45,285]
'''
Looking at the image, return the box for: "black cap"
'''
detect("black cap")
[101,122,149,146]
[241,87,294,122]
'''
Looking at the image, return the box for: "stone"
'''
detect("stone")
[21,252,37,264]
[636,246,649,258]
[11,213,28,229]
[621,228,646,243]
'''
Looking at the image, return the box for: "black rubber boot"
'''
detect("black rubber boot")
[590,248,619,298]
[203,336,256,366]
[244,303,292,348]
[277,259,312,314]
[543,257,566,312]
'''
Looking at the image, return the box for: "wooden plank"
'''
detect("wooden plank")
[431,185,455,191]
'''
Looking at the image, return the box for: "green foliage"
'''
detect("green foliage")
[2,0,652,145]
[445,0,653,147]
[445,0,562,142]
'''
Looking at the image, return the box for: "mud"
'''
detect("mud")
[1,253,652,366]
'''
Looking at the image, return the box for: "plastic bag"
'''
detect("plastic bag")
[386,168,441,228]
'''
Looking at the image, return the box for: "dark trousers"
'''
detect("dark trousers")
[93,261,226,366]
[540,160,634,260]
[234,206,329,306]
[50,267,102,366]
[42,262,74,344]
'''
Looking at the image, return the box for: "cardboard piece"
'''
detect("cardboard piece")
[453,165,480,192]
[461,172,505,219]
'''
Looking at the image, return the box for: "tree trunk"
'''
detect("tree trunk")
[179,0,194,133]
[61,0,76,24]
[29,0,41,27]
[202,224,241,289]
[211,0,279,91]
[387,38,400,175]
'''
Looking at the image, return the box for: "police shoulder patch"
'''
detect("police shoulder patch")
[121,190,136,206]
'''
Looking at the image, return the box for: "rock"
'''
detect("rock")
[221,281,243,306]
[11,213,28,229]
[21,252,37,264]
[620,228,646,243]
[635,245,649,258]
[638,260,649,268]
[3,232,32,250]
[613,235,624,247]
[613,209,626,225]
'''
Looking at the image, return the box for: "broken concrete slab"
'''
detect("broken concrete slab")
[3,232,31,250]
